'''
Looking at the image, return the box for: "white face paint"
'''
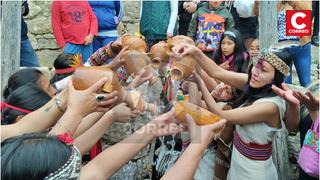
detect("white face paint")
[249,60,276,88]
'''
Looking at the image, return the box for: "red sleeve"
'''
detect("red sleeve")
[87,2,98,36]
[51,1,65,48]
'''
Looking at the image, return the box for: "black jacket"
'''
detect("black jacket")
[21,1,29,40]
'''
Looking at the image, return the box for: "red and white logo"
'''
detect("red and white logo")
[286,10,312,37]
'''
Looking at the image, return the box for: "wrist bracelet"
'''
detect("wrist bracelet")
[54,96,64,113]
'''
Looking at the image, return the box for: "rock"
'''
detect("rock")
[25,3,41,19]
[28,33,39,50]
[38,38,59,49]
[42,34,55,39]
[28,17,52,35]
[36,49,62,67]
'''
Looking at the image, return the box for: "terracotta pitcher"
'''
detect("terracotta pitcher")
[123,50,150,76]
[72,66,125,103]
[174,101,221,126]
[150,41,169,69]
[72,66,157,114]
[165,35,195,56]
[121,35,147,53]
[170,55,196,81]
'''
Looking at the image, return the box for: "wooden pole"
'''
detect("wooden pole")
[259,1,290,180]
[1,1,21,99]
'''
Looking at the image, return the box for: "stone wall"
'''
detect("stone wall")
[25,0,141,68]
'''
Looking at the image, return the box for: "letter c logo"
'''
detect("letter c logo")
[291,12,306,30]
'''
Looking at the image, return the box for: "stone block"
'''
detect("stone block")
[28,17,52,35]
[38,38,59,49]
[37,49,62,67]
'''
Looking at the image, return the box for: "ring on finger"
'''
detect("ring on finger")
[96,94,105,102]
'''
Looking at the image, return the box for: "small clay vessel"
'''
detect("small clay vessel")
[150,41,169,69]
[170,55,196,81]
[123,50,150,76]
[72,67,157,114]
[121,35,147,52]
[72,66,125,103]
[174,101,221,126]
[165,35,195,56]
[125,89,157,114]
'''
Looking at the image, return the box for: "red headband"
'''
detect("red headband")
[1,102,32,114]
[55,67,77,75]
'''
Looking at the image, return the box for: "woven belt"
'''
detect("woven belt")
[233,131,272,161]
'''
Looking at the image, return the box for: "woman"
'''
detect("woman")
[1,83,51,125]
[3,68,57,99]
[173,43,292,179]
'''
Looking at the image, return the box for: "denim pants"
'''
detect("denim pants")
[284,43,311,87]
[20,38,40,67]
[64,42,93,63]
[92,36,117,53]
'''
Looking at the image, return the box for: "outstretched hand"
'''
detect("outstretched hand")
[293,90,319,112]
[185,114,226,148]
[147,109,184,137]
[67,78,118,117]
[271,83,300,106]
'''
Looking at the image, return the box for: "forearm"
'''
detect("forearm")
[1,90,67,142]
[198,68,217,91]
[194,51,247,90]
[74,112,104,137]
[198,79,221,114]
[161,144,205,180]
[82,123,155,179]
[167,0,178,34]
[74,112,113,155]
[284,103,300,133]
[188,82,201,106]
[49,108,84,136]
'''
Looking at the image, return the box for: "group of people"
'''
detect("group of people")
[4,0,319,180]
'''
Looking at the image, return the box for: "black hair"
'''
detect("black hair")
[3,69,43,99]
[1,83,51,125]
[1,133,71,180]
[213,29,249,73]
[50,53,75,84]
[233,50,292,108]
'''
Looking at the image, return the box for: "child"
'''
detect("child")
[51,0,98,63]
[89,1,123,52]
[188,1,234,54]
[212,29,249,73]
[248,38,260,67]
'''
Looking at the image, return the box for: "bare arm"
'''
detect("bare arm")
[197,76,280,127]
[73,112,104,137]
[174,44,248,90]
[1,90,67,142]
[80,109,182,180]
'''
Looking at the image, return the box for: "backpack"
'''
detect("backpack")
[298,116,319,177]
[195,13,225,52]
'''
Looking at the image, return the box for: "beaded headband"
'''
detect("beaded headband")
[254,52,289,76]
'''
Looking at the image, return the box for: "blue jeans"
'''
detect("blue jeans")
[64,42,93,63]
[20,38,40,67]
[284,43,311,87]
[92,36,117,53]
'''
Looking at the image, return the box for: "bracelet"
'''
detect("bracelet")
[56,121,73,137]
[54,96,64,113]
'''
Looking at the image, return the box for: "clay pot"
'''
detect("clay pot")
[125,89,157,114]
[72,66,125,103]
[150,41,169,69]
[165,35,195,56]
[170,55,196,81]
[72,66,157,114]
[123,50,150,76]
[174,101,221,126]
[121,35,147,52]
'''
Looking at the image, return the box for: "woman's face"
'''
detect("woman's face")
[249,40,260,58]
[38,75,57,97]
[221,37,235,56]
[249,60,275,88]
